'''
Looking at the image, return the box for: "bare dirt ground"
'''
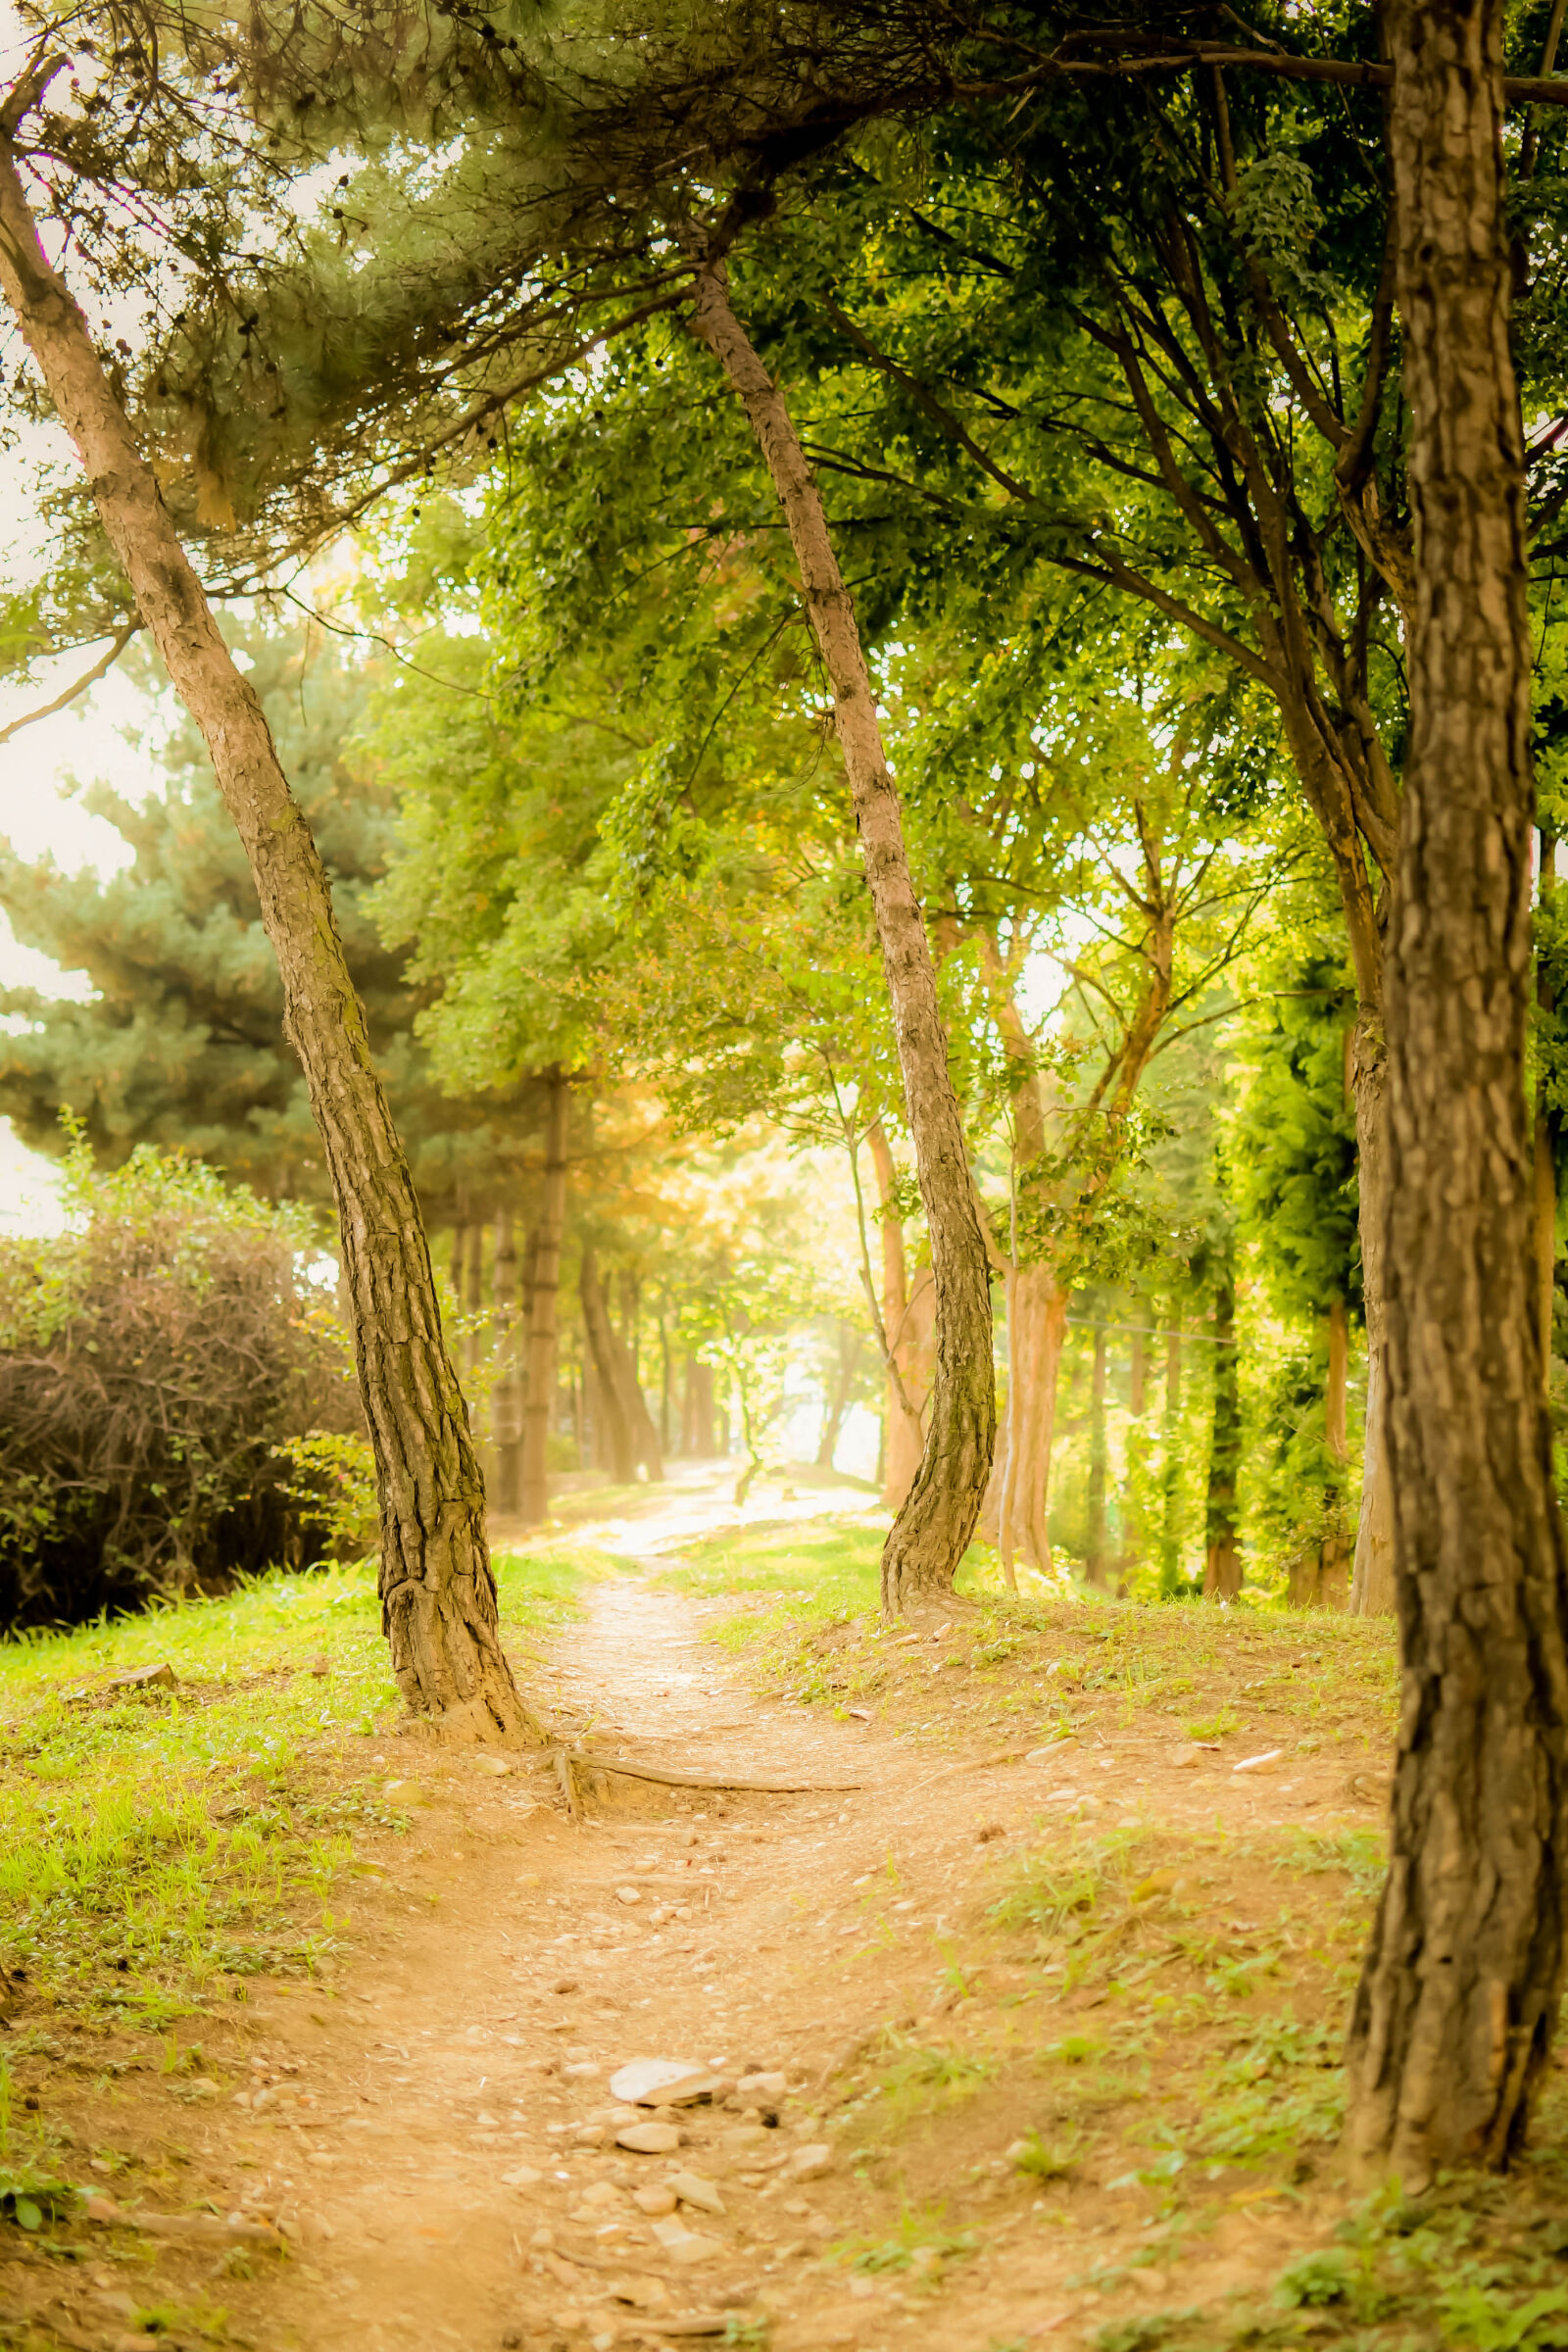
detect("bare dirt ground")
[2,1475,1412,2352]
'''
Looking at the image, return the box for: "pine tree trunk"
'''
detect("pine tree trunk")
[690,263,995,1610]
[1345,0,1568,2183]
[0,147,535,1743]
[1203,1252,1243,1601]
[519,1073,569,1525]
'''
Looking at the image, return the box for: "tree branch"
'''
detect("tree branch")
[0,622,139,747]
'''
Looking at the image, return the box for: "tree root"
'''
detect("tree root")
[543,1745,861,1795]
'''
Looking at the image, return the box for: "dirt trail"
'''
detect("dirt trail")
[38,1484,1370,2352]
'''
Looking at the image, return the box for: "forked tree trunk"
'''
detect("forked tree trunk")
[690,262,995,1611]
[0,143,536,1743]
[1345,0,1568,2183]
[519,1072,569,1525]
[1203,1250,1243,1601]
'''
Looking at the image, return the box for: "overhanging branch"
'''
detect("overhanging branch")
[0,621,139,747]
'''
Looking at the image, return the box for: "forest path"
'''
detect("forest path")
[80,1481,1360,2352]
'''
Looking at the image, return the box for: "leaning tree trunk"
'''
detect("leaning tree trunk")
[1344,0,1568,2183]
[519,1071,570,1525]
[0,142,536,1743]
[690,260,995,1611]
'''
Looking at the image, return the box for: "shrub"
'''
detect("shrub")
[0,1139,362,1626]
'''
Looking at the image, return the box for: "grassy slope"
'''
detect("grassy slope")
[660,1516,1568,2351]
[0,1546,585,2028]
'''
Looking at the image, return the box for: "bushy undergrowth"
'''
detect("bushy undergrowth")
[0,1141,363,1627]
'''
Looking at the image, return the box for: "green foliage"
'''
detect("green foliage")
[273,1433,379,1565]
[0,1134,359,1624]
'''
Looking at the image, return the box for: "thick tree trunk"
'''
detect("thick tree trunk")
[491,1205,522,1516]
[1203,1251,1243,1601]
[0,145,535,1742]
[519,1073,569,1525]
[1345,0,1568,2183]
[690,263,995,1611]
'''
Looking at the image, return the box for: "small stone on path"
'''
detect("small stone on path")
[617,2120,682,2154]
[666,2169,725,2215]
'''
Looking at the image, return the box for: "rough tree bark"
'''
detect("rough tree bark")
[0,134,536,1743]
[1344,0,1568,2182]
[689,259,995,1611]
[519,1072,569,1525]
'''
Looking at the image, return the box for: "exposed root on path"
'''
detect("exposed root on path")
[549,1745,862,1796]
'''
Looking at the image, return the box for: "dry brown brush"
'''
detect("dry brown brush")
[0,1138,362,1627]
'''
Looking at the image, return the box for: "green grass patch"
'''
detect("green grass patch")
[0,1544,585,2017]
[656,1517,883,1681]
